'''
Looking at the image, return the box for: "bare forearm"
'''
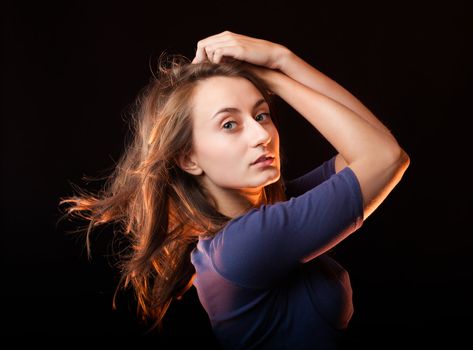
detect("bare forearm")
[264,69,409,220]
[267,70,400,164]
[276,49,395,140]
[190,30,409,220]
[263,70,409,219]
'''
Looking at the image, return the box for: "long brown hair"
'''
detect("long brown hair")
[59,53,287,330]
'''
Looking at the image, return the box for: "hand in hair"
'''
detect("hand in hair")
[192,30,290,71]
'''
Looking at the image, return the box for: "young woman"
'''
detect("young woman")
[60,31,409,349]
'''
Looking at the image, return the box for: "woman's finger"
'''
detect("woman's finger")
[204,46,215,62]
[193,31,240,63]
[193,40,229,63]
[212,46,243,64]
[196,31,236,49]
[193,45,209,64]
[192,31,259,64]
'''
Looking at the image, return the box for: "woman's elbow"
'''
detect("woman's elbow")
[359,146,410,221]
[400,148,410,168]
[382,141,410,173]
[392,147,410,173]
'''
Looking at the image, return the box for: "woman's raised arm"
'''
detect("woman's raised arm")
[262,68,410,220]
[193,31,410,220]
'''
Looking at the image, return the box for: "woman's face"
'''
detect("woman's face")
[184,76,280,192]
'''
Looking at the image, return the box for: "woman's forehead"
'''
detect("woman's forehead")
[192,76,264,115]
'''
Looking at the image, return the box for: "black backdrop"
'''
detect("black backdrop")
[2,0,471,345]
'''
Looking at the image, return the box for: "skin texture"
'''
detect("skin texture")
[191,31,409,221]
[178,76,281,218]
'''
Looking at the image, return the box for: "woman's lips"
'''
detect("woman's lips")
[252,156,275,167]
[251,153,275,165]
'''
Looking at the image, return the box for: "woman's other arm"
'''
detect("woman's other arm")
[273,48,398,172]
[192,31,410,220]
[260,67,410,220]
[193,32,397,173]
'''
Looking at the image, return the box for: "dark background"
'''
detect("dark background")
[2,0,471,345]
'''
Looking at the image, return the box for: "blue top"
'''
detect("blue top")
[190,156,364,349]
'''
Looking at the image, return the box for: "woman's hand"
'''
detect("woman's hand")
[192,31,290,70]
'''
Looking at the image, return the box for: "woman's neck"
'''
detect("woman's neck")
[202,179,265,218]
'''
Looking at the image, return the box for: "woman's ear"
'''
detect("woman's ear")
[177,153,203,176]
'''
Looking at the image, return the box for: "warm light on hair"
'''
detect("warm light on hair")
[58,53,287,331]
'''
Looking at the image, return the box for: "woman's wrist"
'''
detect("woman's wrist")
[273,46,294,72]
[264,69,289,96]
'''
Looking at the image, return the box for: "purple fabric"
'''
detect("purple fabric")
[191,156,364,349]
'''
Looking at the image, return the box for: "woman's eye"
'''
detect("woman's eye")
[255,113,271,122]
[222,113,270,130]
[222,121,237,130]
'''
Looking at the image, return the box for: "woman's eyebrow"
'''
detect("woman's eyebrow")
[211,98,267,119]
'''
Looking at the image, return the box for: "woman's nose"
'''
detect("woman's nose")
[248,118,271,147]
